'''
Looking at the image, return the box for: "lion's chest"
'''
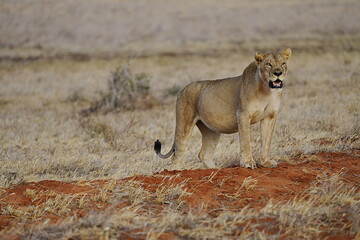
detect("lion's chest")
[248,94,281,124]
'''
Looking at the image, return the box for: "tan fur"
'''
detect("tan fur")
[154,48,292,169]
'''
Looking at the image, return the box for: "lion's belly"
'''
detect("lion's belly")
[196,78,240,134]
[201,116,238,134]
[197,103,238,134]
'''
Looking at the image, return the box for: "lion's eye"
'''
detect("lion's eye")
[281,62,286,67]
[265,62,272,68]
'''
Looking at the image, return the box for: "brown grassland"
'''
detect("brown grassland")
[1,0,360,239]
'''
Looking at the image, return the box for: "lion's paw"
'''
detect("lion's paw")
[240,159,257,169]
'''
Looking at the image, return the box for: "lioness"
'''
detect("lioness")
[154,48,291,169]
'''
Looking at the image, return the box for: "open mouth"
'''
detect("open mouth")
[269,79,283,89]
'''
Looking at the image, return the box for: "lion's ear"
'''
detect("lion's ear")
[280,48,292,61]
[255,52,264,65]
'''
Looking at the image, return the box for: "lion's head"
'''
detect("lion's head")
[255,48,292,89]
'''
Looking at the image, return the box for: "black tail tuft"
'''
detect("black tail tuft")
[154,140,161,154]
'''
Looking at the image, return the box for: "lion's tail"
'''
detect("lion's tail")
[154,140,175,159]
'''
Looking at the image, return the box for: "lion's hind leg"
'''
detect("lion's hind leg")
[196,121,220,169]
[171,103,197,170]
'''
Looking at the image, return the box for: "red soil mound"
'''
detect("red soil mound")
[1,151,359,234]
[134,151,360,212]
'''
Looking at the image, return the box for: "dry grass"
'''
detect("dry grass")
[1,50,358,188]
[240,176,258,192]
[154,176,191,207]
[1,191,86,223]
[4,173,355,239]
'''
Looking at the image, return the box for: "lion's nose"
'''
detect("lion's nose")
[273,71,282,77]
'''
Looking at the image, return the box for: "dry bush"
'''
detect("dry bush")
[81,61,156,115]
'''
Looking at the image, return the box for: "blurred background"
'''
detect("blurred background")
[1,0,359,58]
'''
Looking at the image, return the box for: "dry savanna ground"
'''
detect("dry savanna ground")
[0,45,359,240]
[1,0,360,239]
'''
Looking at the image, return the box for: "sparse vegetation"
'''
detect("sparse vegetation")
[0,0,359,239]
[0,98,10,109]
[154,176,191,207]
[1,172,358,239]
[165,85,182,96]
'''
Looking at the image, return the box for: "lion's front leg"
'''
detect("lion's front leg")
[258,115,278,168]
[238,114,257,169]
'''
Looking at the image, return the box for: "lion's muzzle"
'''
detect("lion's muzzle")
[269,79,283,89]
